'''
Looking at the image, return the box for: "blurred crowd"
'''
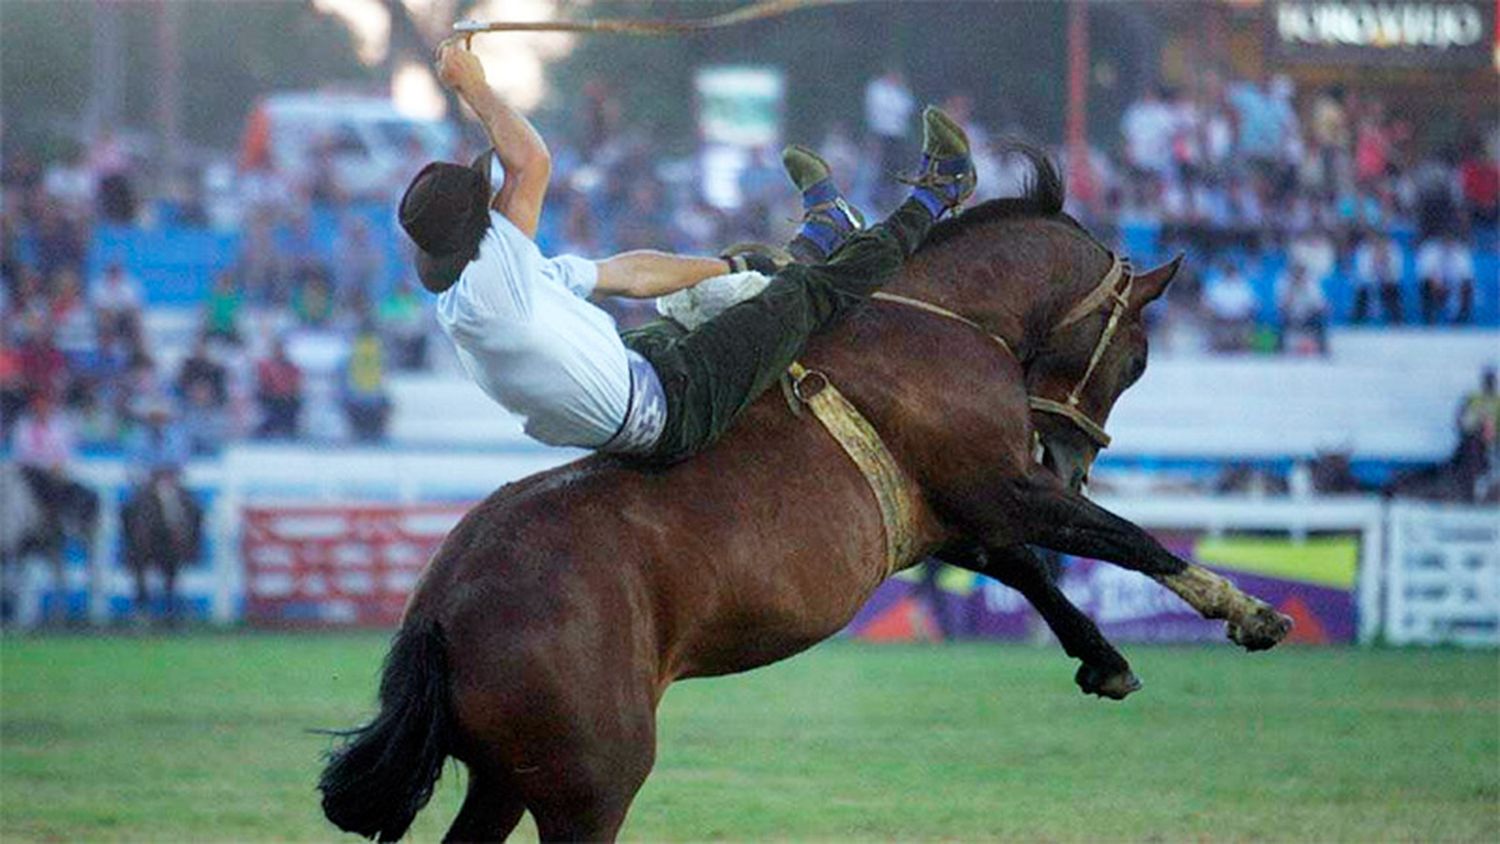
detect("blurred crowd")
[1103,73,1494,355]
[2,67,1495,467]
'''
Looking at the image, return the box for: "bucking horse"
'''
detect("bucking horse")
[320,148,1292,842]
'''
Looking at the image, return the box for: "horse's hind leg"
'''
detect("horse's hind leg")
[443,765,525,843]
[447,633,658,842]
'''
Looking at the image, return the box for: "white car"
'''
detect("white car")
[240,92,456,200]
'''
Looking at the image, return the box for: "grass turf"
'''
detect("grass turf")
[1,633,1496,842]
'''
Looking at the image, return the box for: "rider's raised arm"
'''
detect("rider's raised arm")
[592,251,731,299]
[436,38,550,239]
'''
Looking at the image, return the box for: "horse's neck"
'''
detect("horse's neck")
[891,221,1104,357]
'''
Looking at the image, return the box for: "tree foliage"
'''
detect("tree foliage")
[2,0,374,154]
[542,0,1152,153]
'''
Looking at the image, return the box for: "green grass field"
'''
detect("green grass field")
[2,633,1496,842]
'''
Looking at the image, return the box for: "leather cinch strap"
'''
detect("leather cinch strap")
[787,361,923,578]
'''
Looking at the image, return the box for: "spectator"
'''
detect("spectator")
[1415,229,1476,324]
[818,121,862,190]
[203,271,243,343]
[89,128,136,222]
[1288,225,1338,287]
[376,280,428,371]
[736,148,783,242]
[1309,86,1351,191]
[49,269,97,367]
[42,148,94,219]
[864,66,915,207]
[1229,75,1298,197]
[1276,262,1328,354]
[333,215,385,303]
[1121,84,1177,179]
[1202,259,1260,352]
[124,398,191,488]
[9,391,99,545]
[34,205,85,280]
[179,380,227,455]
[342,323,390,443]
[283,212,326,285]
[1411,150,1462,239]
[238,212,285,304]
[255,337,302,438]
[91,261,144,342]
[0,328,23,436]
[1458,136,1498,232]
[1352,229,1405,324]
[18,324,67,405]
[1459,367,1500,442]
[176,335,228,408]
[293,268,336,327]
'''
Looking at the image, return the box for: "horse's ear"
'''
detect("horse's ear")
[1131,254,1183,309]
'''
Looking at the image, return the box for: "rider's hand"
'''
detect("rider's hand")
[436,37,485,93]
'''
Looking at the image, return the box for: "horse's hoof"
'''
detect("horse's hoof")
[1075,663,1142,700]
[1227,604,1293,651]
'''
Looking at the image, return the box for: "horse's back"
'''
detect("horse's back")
[408,394,896,686]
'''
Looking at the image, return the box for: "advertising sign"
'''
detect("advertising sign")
[243,504,465,626]
[1270,0,1496,67]
[848,533,1361,644]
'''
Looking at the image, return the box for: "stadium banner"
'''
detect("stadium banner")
[1268,0,1497,68]
[239,502,1362,642]
[847,532,1361,644]
[242,503,466,626]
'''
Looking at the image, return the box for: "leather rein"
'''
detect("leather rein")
[870,253,1132,450]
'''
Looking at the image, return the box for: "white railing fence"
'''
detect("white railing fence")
[7,445,1496,646]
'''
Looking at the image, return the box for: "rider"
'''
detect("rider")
[9,390,99,537]
[402,38,975,463]
[121,398,201,620]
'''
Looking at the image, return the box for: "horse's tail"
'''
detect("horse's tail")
[319,618,452,842]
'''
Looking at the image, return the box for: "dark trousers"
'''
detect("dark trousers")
[1352,283,1404,324]
[623,198,933,464]
[1420,278,1474,324]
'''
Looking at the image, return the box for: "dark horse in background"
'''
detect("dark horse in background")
[320,149,1291,842]
[1384,429,1498,503]
[122,474,204,623]
[0,462,98,626]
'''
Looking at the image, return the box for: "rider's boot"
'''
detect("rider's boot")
[902,106,977,220]
[794,105,977,309]
[782,145,864,264]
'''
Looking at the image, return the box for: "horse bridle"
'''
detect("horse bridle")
[871,253,1132,450]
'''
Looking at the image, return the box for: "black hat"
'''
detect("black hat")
[399,157,492,293]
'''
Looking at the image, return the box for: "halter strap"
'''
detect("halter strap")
[869,293,1013,358]
[867,252,1132,452]
[1053,254,1127,332]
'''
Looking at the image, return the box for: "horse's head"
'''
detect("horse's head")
[1027,256,1181,492]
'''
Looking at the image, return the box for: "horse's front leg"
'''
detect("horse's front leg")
[996,473,1292,651]
[937,541,1141,700]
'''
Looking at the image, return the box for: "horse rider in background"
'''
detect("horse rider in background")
[9,390,99,546]
[399,37,975,464]
[122,398,203,621]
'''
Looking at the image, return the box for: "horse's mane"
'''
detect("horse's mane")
[918,142,1090,254]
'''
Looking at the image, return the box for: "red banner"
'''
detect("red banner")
[242,504,469,626]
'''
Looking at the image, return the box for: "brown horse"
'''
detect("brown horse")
[320,151,1291,842]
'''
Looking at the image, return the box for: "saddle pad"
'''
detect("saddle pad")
[787,362,923,579]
